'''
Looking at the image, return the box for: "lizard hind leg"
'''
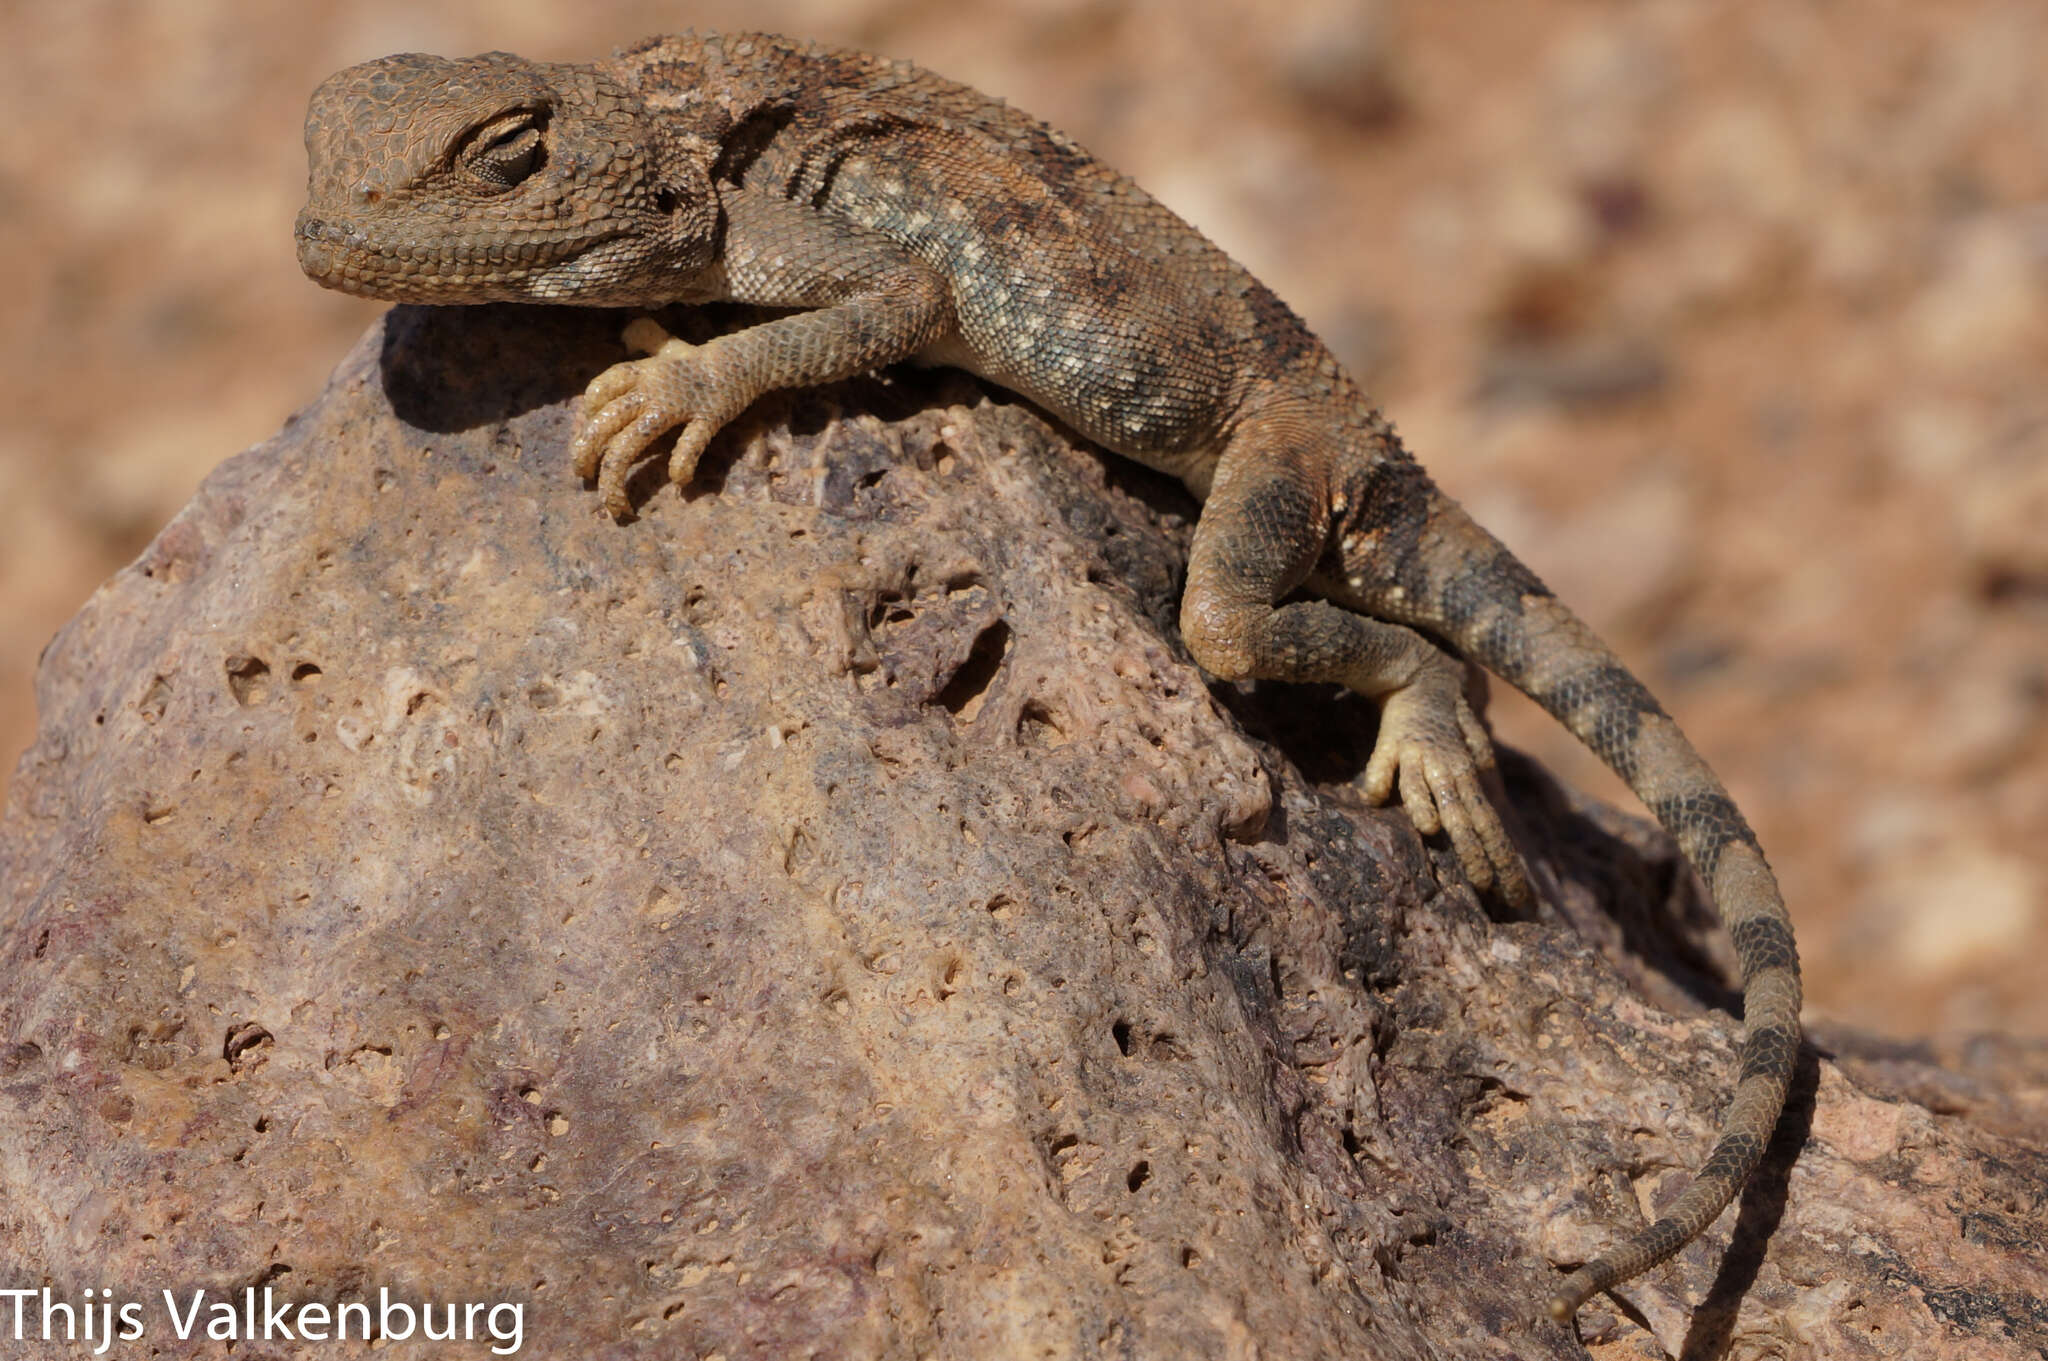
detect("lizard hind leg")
[1180,450,1531,905]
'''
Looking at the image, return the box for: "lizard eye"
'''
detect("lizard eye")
[466,115,545,188]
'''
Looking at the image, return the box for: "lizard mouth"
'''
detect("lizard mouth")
[294,211,622,303]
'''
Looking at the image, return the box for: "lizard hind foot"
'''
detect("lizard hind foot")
[570,319,741,518]
[1361,682,1533,908]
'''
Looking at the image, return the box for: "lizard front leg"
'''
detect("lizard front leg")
[573,188,954,516]
[1182,434,1532,906]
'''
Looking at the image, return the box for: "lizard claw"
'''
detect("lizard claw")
[571,318,745,518]
[1361,673,1532,908]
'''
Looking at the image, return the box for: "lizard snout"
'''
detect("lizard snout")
[294,214,353,286]
[295,241,334,283]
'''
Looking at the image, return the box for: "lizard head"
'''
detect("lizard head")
[296,52,719,305]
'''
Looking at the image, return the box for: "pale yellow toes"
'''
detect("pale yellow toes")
[1363,686,1531,907]
[571,320,744,518]
[570,384,643,479]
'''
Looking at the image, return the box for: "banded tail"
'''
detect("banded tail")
[1394,489,1803,1320]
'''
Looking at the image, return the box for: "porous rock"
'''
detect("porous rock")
[1,309,2042,1359]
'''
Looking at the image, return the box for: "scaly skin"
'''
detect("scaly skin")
[296,31,1802,1323]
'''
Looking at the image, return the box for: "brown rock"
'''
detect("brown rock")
[2,310,2043,1358]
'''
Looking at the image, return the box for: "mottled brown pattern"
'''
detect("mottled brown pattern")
[296,29,1803,1324]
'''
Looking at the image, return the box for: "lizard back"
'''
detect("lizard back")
[609,32,1381,490]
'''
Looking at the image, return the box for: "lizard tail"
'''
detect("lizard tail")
[1393,488,1803,1320]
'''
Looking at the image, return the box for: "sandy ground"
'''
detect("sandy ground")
[2,0,2043,1040]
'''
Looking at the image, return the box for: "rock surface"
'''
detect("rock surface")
[1,311,2043,1359]
[9,0,2048,1053]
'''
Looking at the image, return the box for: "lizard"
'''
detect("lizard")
[293,30,1803,1326]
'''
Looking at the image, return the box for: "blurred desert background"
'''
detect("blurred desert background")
[2,0,2042,1041]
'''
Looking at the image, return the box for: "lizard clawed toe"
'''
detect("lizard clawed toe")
[1363,682,1531,907]
[571,321,743,516]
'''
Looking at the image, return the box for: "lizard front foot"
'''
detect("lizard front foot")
[1362,669,1532,908]
[572,318,749,518]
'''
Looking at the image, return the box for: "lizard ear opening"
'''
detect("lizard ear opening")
[464,112,547,189]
